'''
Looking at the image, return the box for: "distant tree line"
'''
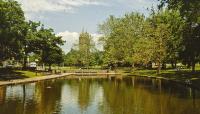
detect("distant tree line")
[64,0,200,73]
[97,0,200,73]
[0,0,64,70]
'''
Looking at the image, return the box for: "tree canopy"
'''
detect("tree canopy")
[0,0,25,61]
[0,0,65,70]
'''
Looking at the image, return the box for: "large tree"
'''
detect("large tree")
[37,27,64,70]
[159,0,200,71]
[99,13,147,67]
[99,9,185,73]
[161,10,185,68]
[148,9,185,73]
[0,0,25,61]
[21,21,41,68]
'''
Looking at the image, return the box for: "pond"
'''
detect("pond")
[0,76,200,114]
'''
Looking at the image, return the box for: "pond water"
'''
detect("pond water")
[0,76,200,114]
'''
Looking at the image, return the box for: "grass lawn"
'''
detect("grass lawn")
[15,70,43,78]
[129,67,200,81]
[127,65,200,89]
[0,68,43,81]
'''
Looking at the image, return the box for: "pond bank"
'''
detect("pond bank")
[1,69,200,90]
[125,68,200,90]
[0,73,120,86]
[129,74,200,90]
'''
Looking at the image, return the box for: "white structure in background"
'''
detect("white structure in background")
[29,62,36,68]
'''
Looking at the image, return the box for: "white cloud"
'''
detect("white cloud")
[117,0,158,11]
[91,33,103,50]
[122,0,157,6]
[56,31,103,53]
[133,0,157,6]
[17,0,105,13]
[16,0,106,20]
[57,31,79,42]
[56,31,79,53]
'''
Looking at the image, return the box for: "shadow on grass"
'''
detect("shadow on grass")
[131,68,200,89]
[130,69,157,76]
[159,70,200,80]
[0,68,28,81]
[158,70,200,89]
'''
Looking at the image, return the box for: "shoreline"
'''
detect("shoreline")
[1,72,200,90]
[0,73,120,86]
[129,74,200,90]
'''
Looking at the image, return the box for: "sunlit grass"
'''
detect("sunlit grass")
[129,65,200,82]
[15,70,43,78]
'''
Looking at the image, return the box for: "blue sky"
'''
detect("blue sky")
[16,0,159,52]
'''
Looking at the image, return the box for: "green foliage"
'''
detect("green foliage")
[0,0,65,70]
[64,32,103,67]
[90,50,103,66]
[1,0,200,74]
[22,21,41,54]
[160,0,200,71]
[64,49,79,66]
[158,10,185,65]
[37,27,64,68]
[99,9,186,73]
[0,0,25,61]
[99,13,147,66]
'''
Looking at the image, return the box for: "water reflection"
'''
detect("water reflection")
[0,86,6,105]
[0,76,199,114]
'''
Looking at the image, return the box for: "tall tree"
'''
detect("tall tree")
[149,9,186,73]
[37,27,64,70]
[99,13,147,67]
[160,10,185,68]
[0,0,25,61]
[21,21,41,68]
[159,0,200,71]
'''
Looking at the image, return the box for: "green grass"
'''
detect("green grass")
[0,68,44,80]
[128,68,200,90]
[15,70,43,78]
[129,68,200,81]
[130,69,157,76]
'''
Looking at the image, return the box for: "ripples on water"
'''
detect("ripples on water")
[0,76,200,114]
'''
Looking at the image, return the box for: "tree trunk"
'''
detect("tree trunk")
[187,62,191,69]
[23,55,28,69]
[132,63,135,68]
[171,61,177,69]
[171,61,175,69]
[148,62,152,69]
[157,62,161,74]
[48,64,52,71]
[175,61,177,68]
[192,61,195,72]
[162,62,166,69]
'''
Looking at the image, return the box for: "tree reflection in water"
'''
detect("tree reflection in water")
[0,77,199,114]
[101,77,200,114]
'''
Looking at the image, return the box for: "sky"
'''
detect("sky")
[16,0,159,53]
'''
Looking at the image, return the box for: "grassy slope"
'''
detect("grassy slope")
[130,69,196,78]
[0,68,43,80]
[15,70,43,78]
[126,66,200,89]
